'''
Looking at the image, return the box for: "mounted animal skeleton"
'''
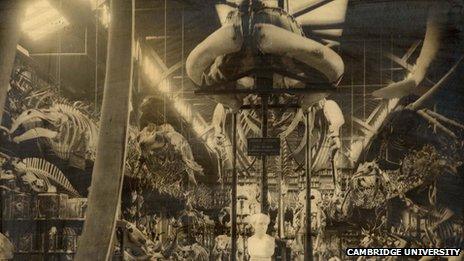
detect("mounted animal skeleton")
[8,106,205,197]
[122,123,215,208]
[186,1,344,112]
[9,103,99,168]
[186,1,349,190]
[204,95,345,186]
[135,123,204,187]
[326,144,461,223]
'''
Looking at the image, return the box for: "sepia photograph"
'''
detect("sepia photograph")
[0,0,463,260]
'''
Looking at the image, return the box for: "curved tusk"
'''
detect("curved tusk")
[186,23,243,86]
[254,23,344,83]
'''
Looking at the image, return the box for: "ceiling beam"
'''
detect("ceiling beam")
[351,116,375,135]
[48,0,94,27]
[292,0,335,18]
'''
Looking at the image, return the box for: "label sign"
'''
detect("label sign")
[247,138,280,156]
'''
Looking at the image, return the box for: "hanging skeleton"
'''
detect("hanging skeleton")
[137,123,203,186]
[185,0,349,189]
[372,2,450,99]
[20,157,80,197]
[186,1,344,112]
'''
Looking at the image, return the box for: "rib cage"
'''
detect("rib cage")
[49,103,99,161]
[22,157,80,197]
[424,207,464,248]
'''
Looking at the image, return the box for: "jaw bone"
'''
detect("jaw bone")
[13,127,58,143]
[186,23,244,86]
[10,109,61,143]
[254,23,344,84]
[10,109,60,134]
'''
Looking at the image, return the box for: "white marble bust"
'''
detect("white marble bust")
[247,213,275,261]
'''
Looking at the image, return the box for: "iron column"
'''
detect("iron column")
[305,111,313,261]
[231,112,238,261]
[260,93,269,214]
[75,0,134,259]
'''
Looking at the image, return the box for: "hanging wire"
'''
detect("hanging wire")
[363,39,366,120]
[389,34,393,114]
[95,0,99,112]
[181,7,184,133]
[163,0,167,124]
[351,54,354,143]
[380,34,383,86]
[57,0,62,94]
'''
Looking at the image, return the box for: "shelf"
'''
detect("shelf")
[3,218,84,222]
[15,251,74,253]
[2,218,85,227]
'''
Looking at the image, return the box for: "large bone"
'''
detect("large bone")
[373,5,447,99]
[254,23,344,83]
[13,128,58,143]
[322,99,345,137]
[279,108,303,138]
[186,23,243,86]
[408,56,463,111]
[75,0,134,258]
[10,109,60,134]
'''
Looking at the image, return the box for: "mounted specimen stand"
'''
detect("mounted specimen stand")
[188,1,345,259]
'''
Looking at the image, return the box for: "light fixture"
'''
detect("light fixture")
[22,0,70,41]
[143,56,162,85]
[192,116,207,136]
[98,4,111,28]
[140,45,209,139]
[159,79,170,93]
[173,99,193,122]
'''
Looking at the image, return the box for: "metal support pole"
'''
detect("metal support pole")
[0,0,26,125]
[261,94,269,214]
[331,156,338,191]
[231,112,238,261]
[304,112,313,261]
[75,0,134,260]
[278,159,283,238]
